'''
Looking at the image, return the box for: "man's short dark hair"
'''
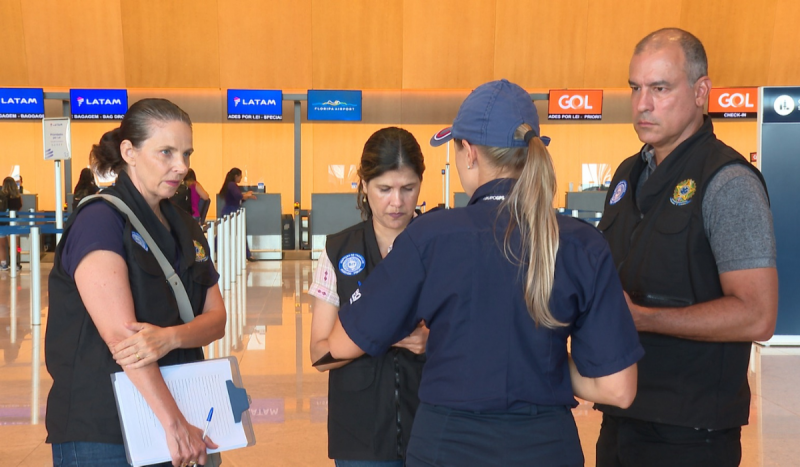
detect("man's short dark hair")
[634,28,708,84]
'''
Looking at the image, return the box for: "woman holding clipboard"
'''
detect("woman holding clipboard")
[45,99,226,467]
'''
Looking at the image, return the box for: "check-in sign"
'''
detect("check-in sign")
[548,90,603,120]
[709,88,757,119]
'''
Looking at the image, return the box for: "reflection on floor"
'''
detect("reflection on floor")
[1,260,799,466]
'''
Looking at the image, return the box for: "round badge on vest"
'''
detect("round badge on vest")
[609,180,628,205]
[339,253,366,276]
[131,231,149,251]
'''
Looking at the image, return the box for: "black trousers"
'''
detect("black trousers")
[596,413,742,467]
[406,403,584,467]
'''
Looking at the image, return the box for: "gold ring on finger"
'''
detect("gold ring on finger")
[135,352,141,361]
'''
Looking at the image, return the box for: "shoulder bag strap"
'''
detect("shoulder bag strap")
[80,194,195,324]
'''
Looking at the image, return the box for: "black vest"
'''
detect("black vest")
[596,118,767,429]
[45,172,217,444]
[325,221,425,460]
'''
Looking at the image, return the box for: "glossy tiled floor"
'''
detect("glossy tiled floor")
[1,260,800,466]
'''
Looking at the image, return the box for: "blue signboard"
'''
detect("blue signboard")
[70,89,128,120]
[307,90,362,121]
[227,89,282,120]
[761,87,800,123]
[0,88,44,120]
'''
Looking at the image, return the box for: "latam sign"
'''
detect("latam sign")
[548,90,603,120]
[70,89,128,120]
[0,88,45,120]
[708,88,757,119]
[227,89,283,121]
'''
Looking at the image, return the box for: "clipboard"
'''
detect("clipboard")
[312,351,350,367]
[111,356,256,467]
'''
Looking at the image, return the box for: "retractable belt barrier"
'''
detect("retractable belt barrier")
[203,208,248,359]
[1,207,248,363]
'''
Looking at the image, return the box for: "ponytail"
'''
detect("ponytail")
[90,127,125,177]
[480,124,564,328]
[506,132,563,328]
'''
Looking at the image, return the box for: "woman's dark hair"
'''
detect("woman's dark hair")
[357,127,425,220]
[219,168,242,197]
[1,177,20,198]
[73,168,97,195]
[185,168,197,183]
[90,98,192,177]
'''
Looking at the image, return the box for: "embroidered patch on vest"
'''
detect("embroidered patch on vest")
[350,288,362,304]
[670,179,697,206]
[194,240,208,262]
[131,231,148,251]
[609,180,627,205]
[339,253,366,276]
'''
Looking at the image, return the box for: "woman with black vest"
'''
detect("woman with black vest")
[327,80,644,466]
[45,99,226,467]
[309,127,428,467]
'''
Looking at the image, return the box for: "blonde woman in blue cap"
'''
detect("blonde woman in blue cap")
[326,79,643,465]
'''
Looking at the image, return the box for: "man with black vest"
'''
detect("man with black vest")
[595,28,778,467]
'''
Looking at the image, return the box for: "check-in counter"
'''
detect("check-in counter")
[216,192,283,260]
[565,191,607,216]
[310,194,362,260]
[17,194,41,262]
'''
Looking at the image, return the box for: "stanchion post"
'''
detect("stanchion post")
[238,208,244,274]
[9,211,18,278]
[217,217,225,293]
[30,226,42,425]
[225,215,233,291]
[55,160,64,245]
[207,221,216,265]
[232,211,240,279]
[241,208,247,271]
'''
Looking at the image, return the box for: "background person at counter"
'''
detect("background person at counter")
[0,176,22,272]
[72,168,100,210]
[219,167,256,259]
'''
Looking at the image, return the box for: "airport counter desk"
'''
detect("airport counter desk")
[217,193,282,260]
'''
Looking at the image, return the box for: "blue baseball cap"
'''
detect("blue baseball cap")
[430,79,550,148]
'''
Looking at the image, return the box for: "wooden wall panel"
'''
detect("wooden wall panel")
[583,0,682,88]
[680,0,778,86]
[218,0,313,90]
[712,120,758,164]
[494,0,589,89]
[221,123,298,214]
[767,0,800,85]
[188,122,224,215]
[0,122,42,204]
[120,0,220,88]
[0,0,30,86]
[311,0,403,89]
[403,0,496,89]
[20,0,126,88]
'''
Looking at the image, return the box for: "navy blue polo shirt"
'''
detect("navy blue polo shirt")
[339,178,643,411]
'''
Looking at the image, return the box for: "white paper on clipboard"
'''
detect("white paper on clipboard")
[111,357,254,467]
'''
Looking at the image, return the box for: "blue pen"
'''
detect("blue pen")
[201,407,214,440]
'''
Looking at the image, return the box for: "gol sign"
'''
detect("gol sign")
[548,90,603,117]
[708,88,758,115]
